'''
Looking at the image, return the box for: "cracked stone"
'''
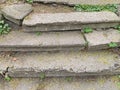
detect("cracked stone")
[1,3,33,25]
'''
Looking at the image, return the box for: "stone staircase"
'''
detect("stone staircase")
[0,0,120,90]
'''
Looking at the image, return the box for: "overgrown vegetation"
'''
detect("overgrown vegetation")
[0,20,11,35]
[108,42,118,48]
[26,0,33,4]
[114,25,120,31]
[39,73,45,81]
[65,77,73,82]
[74,4,118,13]
[36,32,41,36]
[5,75,11,81]
[83,27,93,33]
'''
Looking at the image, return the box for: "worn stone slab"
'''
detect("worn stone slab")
[118,5,120,16]
[0,0,6,3]
[33,0,120,5]
[23,11,120,32]
[0,31,85,51]
[0,50,120,77]
[84,29,120,50]
[1,4,33,25]
[0,76,120,90]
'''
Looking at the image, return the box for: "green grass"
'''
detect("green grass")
[65,77,73,82]
[39,73,45,80]
[36,32,41,36]
[26,0,33,4]
[108,42,118,48]
[5,76,11,81]
[0,20,11,35]
[74,4,118,13]
[83,27,93,33]
[114,25,120,30]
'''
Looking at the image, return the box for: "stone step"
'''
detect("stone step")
[0,29,120,51]
[0,76,119,90]
[0,31,85,51]
[33,0,120,5]
[84,29,120,50]
[23,11,120,32]
[0,50,120,77]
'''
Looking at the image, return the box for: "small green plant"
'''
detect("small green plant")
[83,27,93,33]
[65,77,73,82]
[0,20,11,35]
[114,25,120,31]
[108,42,118,48]
[5,75,11,81]
[26,0,33,4]
[36,32,41,36]
[39,73,45,80]
[74,4,118,13]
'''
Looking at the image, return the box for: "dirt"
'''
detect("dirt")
[33,3,75,13]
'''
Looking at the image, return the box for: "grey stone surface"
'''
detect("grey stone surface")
[33,0,120,5]
[0,76,120,90]
[0,31,85,51]
[0,0,6,3]
[23,11,120,32]
[0,50,120,77]
[84,29,120,50]
[118,5,120,16]
[1,4,33,25]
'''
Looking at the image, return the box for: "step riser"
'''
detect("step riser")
[23,22,119,32]
[0,46,84,51]
[8,70,120,78]
[33,0,120,5]
[0,76,119,90]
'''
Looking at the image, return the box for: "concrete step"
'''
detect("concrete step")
[33,0,120,5]
[0,76,120,90]
[84,29,120,50]
[23,11,120,32]
[0,29,119,51]
[0,50,120,77]
[0,31,85,51]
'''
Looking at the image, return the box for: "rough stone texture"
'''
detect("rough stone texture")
[33,0,120,5]
[0,50,120,77]
[23,11,120,32]
[84,29,120,50]
[0,76,120,90]
[1,4,33,25]
[0,0,6,3]
[118,5,120,16]
[0,31,85,51]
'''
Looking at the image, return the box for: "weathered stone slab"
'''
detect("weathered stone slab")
[0,76,120,90]
[1,4,33,25]
[118,5,120,16]
[33,0,120,5]
[84,29,120,50]
[0,50,119,77]
[23,11,120,32]
[0,0,6,3]
[0,31,85,51]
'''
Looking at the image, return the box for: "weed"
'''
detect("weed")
[39,72,45,80]
[114,25,120,32]
[26,0,33,4]
[83,27,93,33]
[5,75,11,81]
[36,32,41,36]
[74,4,118,13]
[65,77,73,82]
[0,20,11,35]
[108,42,118,48]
